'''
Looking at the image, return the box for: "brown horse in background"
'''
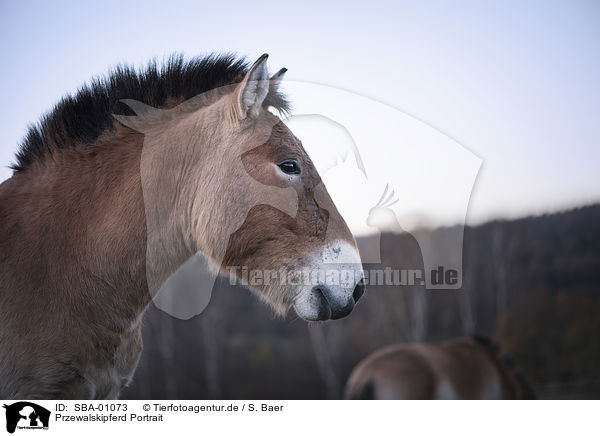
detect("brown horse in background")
[345,337,535,399]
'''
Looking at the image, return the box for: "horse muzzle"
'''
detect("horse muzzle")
[293,278,365,321]
[292,240,365,321]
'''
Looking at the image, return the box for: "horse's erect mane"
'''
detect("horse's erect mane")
[11,53,290,172]
[472,335,536,399]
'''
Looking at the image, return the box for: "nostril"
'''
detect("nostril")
[353,279,365,302]
[312,286,332,320]
[312,285,355,320]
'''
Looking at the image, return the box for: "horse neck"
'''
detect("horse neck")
[2,131,152,324]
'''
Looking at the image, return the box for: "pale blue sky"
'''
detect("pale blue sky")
[0,0,598,228]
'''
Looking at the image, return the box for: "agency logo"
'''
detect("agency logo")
[2,402,50,433]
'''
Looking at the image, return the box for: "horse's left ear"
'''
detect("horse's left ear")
[234,53,270,119]
[270,67,287,93]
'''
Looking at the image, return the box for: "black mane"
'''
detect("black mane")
[472,335,536,399]
[11,53,289,172]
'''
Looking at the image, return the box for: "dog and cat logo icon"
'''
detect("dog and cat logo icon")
[2,402,50,433]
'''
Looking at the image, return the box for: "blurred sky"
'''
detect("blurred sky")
[0,0,598,231]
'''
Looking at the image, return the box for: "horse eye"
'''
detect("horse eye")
[278,160,301,175]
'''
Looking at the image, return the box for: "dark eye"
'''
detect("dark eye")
[278,160,301,175]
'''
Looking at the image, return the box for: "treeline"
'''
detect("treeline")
[122,204,600,399]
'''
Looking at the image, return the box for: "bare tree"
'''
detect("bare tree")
[158,312,179,399]
[492,225,508,317]
[459,230,478,334]
[307,323,340,399]
[409,288,428,341]
[201,306,222,398]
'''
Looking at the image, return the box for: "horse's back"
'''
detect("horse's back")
[345,344,437,399]
[345,337,521,400]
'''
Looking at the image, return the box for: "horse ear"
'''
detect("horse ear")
[269,68,287,91]
[270,67,287,93]
[234,53,270,119]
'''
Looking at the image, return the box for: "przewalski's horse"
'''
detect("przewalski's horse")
[0,53,365,399]
[345,337,535,399]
